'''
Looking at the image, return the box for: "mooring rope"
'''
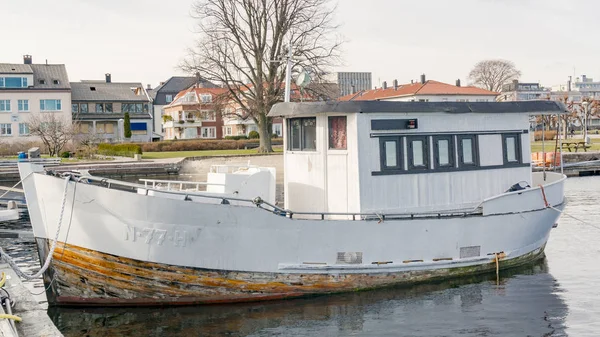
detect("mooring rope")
[0,176,71,280]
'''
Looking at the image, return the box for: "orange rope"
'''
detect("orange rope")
[539,185,550,208]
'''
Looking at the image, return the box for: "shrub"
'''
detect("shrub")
[60,151,71,158]
[271,133,279,138]
[124,112,132,138]
[534,130,556,141]
[97,143,142,158]
[248,131,260,139]
[224,135,248,140]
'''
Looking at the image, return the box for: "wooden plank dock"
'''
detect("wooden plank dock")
[0,264,62,337]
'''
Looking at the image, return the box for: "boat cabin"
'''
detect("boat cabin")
[268,101,565,216]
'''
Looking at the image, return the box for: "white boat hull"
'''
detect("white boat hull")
[19,164,566,306]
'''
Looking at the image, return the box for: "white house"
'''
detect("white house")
[0,55,72,143]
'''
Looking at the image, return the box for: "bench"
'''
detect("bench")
[561,141,592,152]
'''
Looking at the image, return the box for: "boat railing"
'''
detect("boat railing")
[139,178,224,192]
[72,174,485,221]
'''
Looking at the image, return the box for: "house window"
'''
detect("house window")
[40,99,62,111]
[19,123,29,136]
[80,103,88,113]
[200,94,212,103]
[72,103,79,113]
[0,124,12,136]
[130,122,148,135]
[458,135,478,167]
[200,110,216,121]
[39,79,46,85]
[502,134,521,164]
[328,116,347,150]
[287,117,316,151]
[201,127,216,138]
[1,77,27,88]
[433,136,455,169]
[165,94,173,103]
[0,100,10,112]
[17,100,29,112]
[96,103,104,113]
[407,136,429,170]
[379,137,402,170]
[105,103,113,113]
[225,126,232,136]
[78,123,90,134]
[273,124,282,137]
[96,122,115,134]
[122,103,144,113]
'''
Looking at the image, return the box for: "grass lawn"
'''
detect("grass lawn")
[142,148,283,159]
[531,138,600,153]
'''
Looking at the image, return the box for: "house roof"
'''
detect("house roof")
[70,81,149,102]
[159,77,199,93]
[339,80,498,101]
[167,87,228,107]
[0,63,71,89]
[268,100,567,117]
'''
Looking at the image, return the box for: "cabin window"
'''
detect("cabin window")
[288,117,316,151]
[380,138,402,170]
[503,134,521,164]
[458,135,478,167]
[407,136,429,170]
[433,135,454,169]
[328,116,347,150]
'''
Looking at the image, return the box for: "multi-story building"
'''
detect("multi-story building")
[339,75,498,102]
[162,87,227,140]
[0,55,71,143]
[497,80,551,101]
[71,74,153,142]
[150,76,217,137]
[337,72,372,97]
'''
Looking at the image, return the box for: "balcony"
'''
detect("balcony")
[164,119,202,128]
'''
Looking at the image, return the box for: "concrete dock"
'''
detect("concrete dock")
[0,264,62,336]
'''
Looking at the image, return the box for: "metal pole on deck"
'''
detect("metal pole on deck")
[559,115,564,175]
[542,118,546,181]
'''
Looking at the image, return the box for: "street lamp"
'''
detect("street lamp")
[582,101,589,144]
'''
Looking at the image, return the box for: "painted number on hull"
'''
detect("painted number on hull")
[124,226,201,247]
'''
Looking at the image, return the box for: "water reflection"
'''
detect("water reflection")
[49,259,567,337]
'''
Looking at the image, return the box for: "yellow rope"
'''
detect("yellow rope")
[495,253,500,285]
[0,272,5,288]
[0,314,21,322]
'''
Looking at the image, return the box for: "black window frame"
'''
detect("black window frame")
[105,103,113,113]
[379,137,403,171]
[407,135,429,171]
[433,135,455,169]
[79,103,88,113]
[502,133,522,165]
[71,103,79,113]
[95,103,104,113]
[287,117,317,151]
[457,135,479,168]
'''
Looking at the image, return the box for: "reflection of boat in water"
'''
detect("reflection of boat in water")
[48,258,567,337]
[19,101,567,306]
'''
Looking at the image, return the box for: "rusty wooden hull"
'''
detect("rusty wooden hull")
[37,238,548,306]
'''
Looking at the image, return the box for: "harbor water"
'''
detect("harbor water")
[1,176,599,336]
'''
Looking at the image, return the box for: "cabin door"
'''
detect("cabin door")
[326,154,348,215]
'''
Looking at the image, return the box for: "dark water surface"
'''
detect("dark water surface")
[2,177,600,336]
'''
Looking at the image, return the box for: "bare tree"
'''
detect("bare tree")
[182,0,341,152]
[467,59,521,93]
[27,113,74,157]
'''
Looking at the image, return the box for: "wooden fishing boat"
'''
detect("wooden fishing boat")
[18,100,567,306]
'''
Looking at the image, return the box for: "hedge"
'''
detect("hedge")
[533,130,556,141]
[139,139,283,152]
[97,143,143,157]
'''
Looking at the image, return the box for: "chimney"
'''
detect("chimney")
[568,76,572,92]
[147,84,152,90]
[23,55,32,64]
[160,81,165,85]
[582,74,587,82]
[455,79,461,87]
[382,81,387,89]
[411,80,414,84]
[393,79,398,90]
[105,73,112,83]
[420,74,426,84]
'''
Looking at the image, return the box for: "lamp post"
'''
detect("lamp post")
[582,101,589,144]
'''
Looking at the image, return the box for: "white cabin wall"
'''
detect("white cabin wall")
[521,133,531,164]
[357,112,533,214]
[478,135,503,166]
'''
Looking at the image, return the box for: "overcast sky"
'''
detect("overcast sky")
[2,0,598,88]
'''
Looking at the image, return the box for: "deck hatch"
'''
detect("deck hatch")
[460,246,481,258]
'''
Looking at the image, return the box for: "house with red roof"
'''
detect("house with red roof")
[339,75,498,102]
